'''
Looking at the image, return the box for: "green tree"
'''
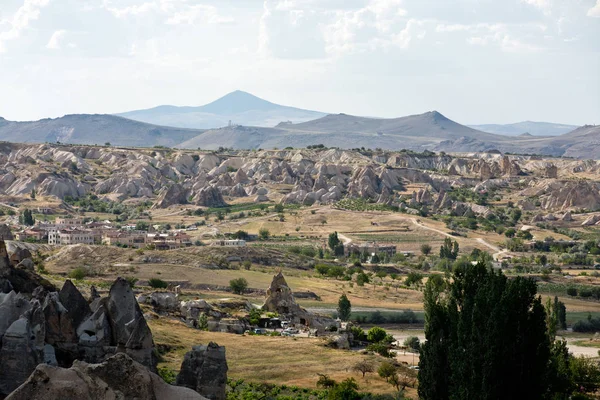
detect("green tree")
[328,232,341,251]
[258,228,270,240]
[229,278,248,295]
[405,272,423,287]
[135,221,149,231]
[439,237,459,260]
[504,227,516,238]
[418,261,550,400]
[356,272,370,286]
[327,378,360,400]
[316,374,336,389]
[377,360,397,382]
[367,326,388,343]
[421,243,432,255]
[403,336,420,351]
[197,313,208,331]
[352,359,374,378]
[337,294,352,321]
[20,209,35,226]
[248,308,261,326]
[30,189,36,199]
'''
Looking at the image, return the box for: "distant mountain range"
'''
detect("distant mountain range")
[0,114,204,147]
[0,91,597,159]
[468,121,578,136]
[116,90,326,129]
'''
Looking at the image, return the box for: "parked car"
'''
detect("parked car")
[283,328,299,335]
[253,328,267,335]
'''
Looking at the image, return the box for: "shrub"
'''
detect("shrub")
[367,326,388,343]
[230,277,248,295]
[403,336,421,351]
[366,342,392,357]
[421,244,432,255]
[148,278,168,289]
[259,228,270,240]
[68,267,88,280]
[157,366,177,384]
[567,287,578,297]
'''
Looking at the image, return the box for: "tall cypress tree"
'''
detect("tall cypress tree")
[419,261,551,400]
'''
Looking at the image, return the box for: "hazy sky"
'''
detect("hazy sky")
[0,0,599,125]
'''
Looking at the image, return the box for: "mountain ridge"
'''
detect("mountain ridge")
[468,121,578,136]
[116,90,327,129]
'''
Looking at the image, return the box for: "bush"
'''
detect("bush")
[367,326,388,343]
[403,336,421,351]
[366,342,392,357]
[230,277,248,295]
[567,287,578,297]
[68,267,88,280]
[421,244,432,255]
[259,228,270,240]
[157,366,177,384]
[148,278,168,289]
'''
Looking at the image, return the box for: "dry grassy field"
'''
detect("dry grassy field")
[149,317,418,398]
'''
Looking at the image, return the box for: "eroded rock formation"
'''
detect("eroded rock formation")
[176,343,228,400]
[6,353,206,400]
[263,272,336,334]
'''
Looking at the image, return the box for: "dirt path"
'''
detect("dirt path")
[409,218,454,238]
[337,233,352,245]
[475,237,509,261]
[0,202,18,211]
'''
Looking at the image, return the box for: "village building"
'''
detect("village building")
[15,227,47,242]
[54,217,85,227]
[47,228,95,245]
[146,232,192,250]
[102,231,147,248]
[213,239,246,247]
[344,242,397,257]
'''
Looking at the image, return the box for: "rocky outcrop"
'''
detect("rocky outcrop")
[254,187,269,202]
[176,343,228,400]
[153,184,189,209]
[6,353,206,400]
[0,225,13,241]
[192,186,227,207]
[521,180,600,211]
[0,240,55,294]
[106,278,156,371]
[0,301,46,395]
[263,273,336,334]
[0,277,159,397]
[138,291,180,314]
[582,215,600,226]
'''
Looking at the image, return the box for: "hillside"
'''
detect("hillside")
[0,114,204,147]
[469,121,578,136]
[116,90,326,129]
[178,111,517,151]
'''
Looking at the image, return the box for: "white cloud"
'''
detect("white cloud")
[521,0,551,11]
[258,0,272,57]
[588,0,600,17]
[321,0,411,56]
[46,29,66,49]
[103,0,232,24]
[0,0,51,53]
[166,5,234,25]
[392,18,426,49]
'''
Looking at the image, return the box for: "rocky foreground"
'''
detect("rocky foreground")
[1,143,600,213]
[0,240,228,400]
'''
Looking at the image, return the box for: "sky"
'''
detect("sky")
[0,0,599,125]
